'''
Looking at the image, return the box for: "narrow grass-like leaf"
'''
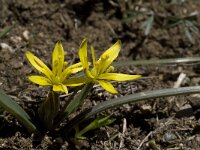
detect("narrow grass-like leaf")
[142,15,154,36]
[74,57,200,78]
[64,83,93,116]
[184,20,199,43]
[61,86,200,136]
[38,91,60,130]
[0,90,37,133]
[122,10,144,22]
[162,16,182,29]
[0,24,15,39]
[113,57,200,67]
[184,26,194,43]
[75,116,115,139]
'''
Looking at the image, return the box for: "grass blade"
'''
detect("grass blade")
[142,15,154,36]
[0,90,37,133]
[113,57,200,67]
[61,86,200,136]
[64,83,93,116]
[0,24,15,39]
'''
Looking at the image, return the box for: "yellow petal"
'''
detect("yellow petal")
[64,77,90,86]
[105,66,115,73]
[98,73,141,81]
[98,41,121,73]
[67,62,83,74]
[60,65,82,82]
[61,85,68,94]
[97,80,118,94]
[26,51,53,79]
[53,84,68,93]
[78,38,88,70]
[68,62,82,69]
[28,76,51,85]
[91,46,96,67]
[71,67,83,74]
[52,41,64,76]
[60,68,72,82]
[101,40,121,60]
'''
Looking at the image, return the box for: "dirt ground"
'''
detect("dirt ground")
[1,0,200,149]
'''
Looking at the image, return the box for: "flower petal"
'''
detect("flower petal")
[26,51,53,79]
[60,64,83,82]
[98,73,141,81]
[68,62,82,69]
[67,62,83,74]
[52,41,64,76]
[71,67,83,74]
[98,40,121,73]
[78,38,88,70]
[28,76,51,85]
[91,46,96,67]
[60,68,72,82]
[97,80,118,94]
[53,84,68,93]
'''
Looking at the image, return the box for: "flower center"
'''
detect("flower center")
[52,76,61,85]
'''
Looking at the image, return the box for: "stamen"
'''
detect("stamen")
[63,62,68,68]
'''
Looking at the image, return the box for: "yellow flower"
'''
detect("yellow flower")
[66,39,141,94]
[26,41,83,93]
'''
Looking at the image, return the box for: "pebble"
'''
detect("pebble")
[0,43,14,53]
[22,30,30,41]
[162,131,177,142]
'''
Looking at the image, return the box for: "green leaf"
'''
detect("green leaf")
[142,15,154,36]
[64,83,93,116]
[75,116,115,140]
[184,26,194,43]
[38,91,60,130]
[113,57,200,67]
[53,84,94,128]
[122,10,144,22]
[61,86,200,136]
[73,57,200,78]
[0,24,15,39]
[160,15,184,29]
[0,90,37,133]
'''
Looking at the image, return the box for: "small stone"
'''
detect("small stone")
[22,30,30,41]
[10,36,22,44]
[179,104,192,110]
[162,131,177,142]
[0,43,14,53]
[140,104,152,113]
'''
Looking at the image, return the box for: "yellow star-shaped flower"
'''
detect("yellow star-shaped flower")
[26,41,83,93]
[65,39,141,94]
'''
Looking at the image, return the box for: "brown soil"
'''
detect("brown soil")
[1,0,200,149]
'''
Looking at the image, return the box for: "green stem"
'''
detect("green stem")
[61,86,200,137]
[64,83,93,115]
[53,87,80,127]
[54,84,93,128]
